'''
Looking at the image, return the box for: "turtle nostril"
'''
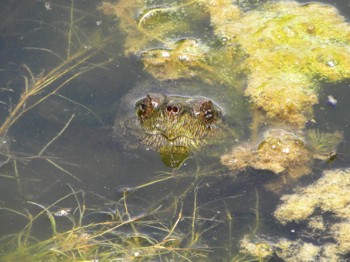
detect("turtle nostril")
[167,105,180,114]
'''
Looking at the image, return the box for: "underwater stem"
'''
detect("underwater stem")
[67,0,75,58]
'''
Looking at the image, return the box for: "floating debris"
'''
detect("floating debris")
[53,208,72,217]
[327,95,338,107]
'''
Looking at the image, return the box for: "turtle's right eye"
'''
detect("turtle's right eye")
[136,93,165,119]
[137,95,153,119]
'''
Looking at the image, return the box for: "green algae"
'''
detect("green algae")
[102,0,350,127]
[100,0,207,55]
[220,128,343,192]
[209,0,350,126]
[274,168,350,224]
[240,167,350,261]
[271,168,350,260]
[240,237,323,262]
[140,38,247,88]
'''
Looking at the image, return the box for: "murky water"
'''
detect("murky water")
[1,0,350,261]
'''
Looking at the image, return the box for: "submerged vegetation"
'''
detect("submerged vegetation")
[0,0,114,181]
[0,185,211,261]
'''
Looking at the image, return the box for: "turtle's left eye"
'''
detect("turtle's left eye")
[196,100,217,125]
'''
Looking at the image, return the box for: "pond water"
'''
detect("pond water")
[1,0,350,261]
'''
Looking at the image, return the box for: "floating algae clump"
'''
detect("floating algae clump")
[273,168,350,259]
[221,129,312,177]
[240,235,274,259]
[102,0,350,127]
[239,236,323,261]
[99,0,205,55]
[274,168,350,224]
[140,39,210,81]
[331,222,350,255]
[140,38,247,87]
[221,129,342,191]
[209,0,350,126]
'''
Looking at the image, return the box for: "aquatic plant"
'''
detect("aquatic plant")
[275,239,321,262]
[239,236,323,261]
[0,185,210,261]
[0,2,112,137]
[240,236,274,259]
[272,168,350,260]
[221,129,312,186]
[274,168,350,223]
[0,0,118,197]
[99,0,203,55]
[221,128,344,192]
[140,39,247,88]
[208,0,350,126]
[305,129,343,160]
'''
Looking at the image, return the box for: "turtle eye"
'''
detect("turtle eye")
[137,93,166,119]
[198,100,217,124]
[137,95,154,119]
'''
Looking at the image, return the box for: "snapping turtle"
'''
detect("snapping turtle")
[114,79,249,167]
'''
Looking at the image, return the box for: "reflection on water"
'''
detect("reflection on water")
[0,0,350,261]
